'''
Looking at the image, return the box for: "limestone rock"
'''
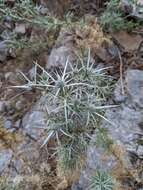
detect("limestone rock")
[46,28,76,70]
[0,41,8,62]
[22,102,46,141]
[74,70,143,189]
[47,46,75,70]
[0,149,13,174]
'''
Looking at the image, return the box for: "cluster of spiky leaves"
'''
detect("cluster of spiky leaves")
[0,0,70,51]
[17,50,114,177]
[0,0,63,28]
[89,170,114,190]
[101,0,140,32]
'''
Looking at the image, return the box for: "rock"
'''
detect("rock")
[0,72,4,81]
[125,70,143,108]
[137,145,143,158]
[5,101,15,115]
[0,100,48,189]
[16,139,40,162]
[47,46,76,70]
[14,120,21,129]
[119,0,133,14]
[2,136,47,180]
[0,101,6,113]
[75,69,143,189]
[22,99,46,141]
[15,99,25,111]
[0,149,13,174]
[105,71,143,160]
[0,41,8,62]
[4,119,13,129]
[14,23,26,34]
[120,0,143,20]
[8,48,16,58]
[39,6,48,15]
[5,72,19,84]
[71,183,83,190]
[95,47,111,62]
[96,46,119,62]
[46,28,76,70]
[103,107,143,159]
[75,143,118,190]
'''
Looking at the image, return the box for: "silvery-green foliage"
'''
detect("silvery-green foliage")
[89,171,114,190]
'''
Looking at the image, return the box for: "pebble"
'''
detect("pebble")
[0,101,6,113]
[14,23,26,34]
[4,119,13,129]
[15,100,24,111]
[0,41,8,62]
[0,150,13,174]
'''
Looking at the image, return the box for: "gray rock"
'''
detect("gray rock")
[120,0,143,20]
[119,0,133,14]
[5,72,17,83]
[46,27,76,70]
[114,70,143,106]
[39,6,49,15]
[0,41,8,62]
[0,100,48,187]
[14,120,21,129]
[72,183,83,190]
[137,145,143,158]
[22,100,46,141]
[8,48,16,58]
[0,101,6,113]
[47,46,76,70]
[0,72,4,81]
[4,119,13,129]
[15,99,25,111]
[76,69,143,189]
[77,144,118,190]
[104,107,143,147]
[9,136,48,177]
[14,23,26,34]
[4,101,15,115]
[5,71,21,85]
[0,149,13,174]
[125,70,143,108]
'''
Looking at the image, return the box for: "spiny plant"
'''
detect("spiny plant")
[89,170,114,190]
[0,0,71,51]
[15,50,115,184]
[101,0,140,32]
[0,0,63,29]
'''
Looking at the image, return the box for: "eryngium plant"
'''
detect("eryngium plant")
[89,170,114,190]
[16,50,114,178]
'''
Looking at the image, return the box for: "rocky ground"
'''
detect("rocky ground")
[0,0,143,190]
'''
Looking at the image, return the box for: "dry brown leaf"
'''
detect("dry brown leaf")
[112,31,143,52]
